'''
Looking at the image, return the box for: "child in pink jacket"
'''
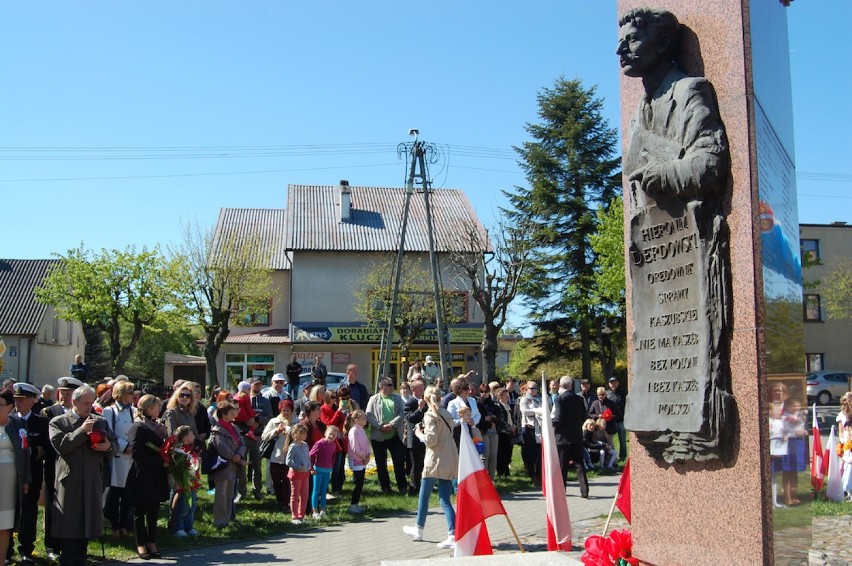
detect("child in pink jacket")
[345,411,371,514]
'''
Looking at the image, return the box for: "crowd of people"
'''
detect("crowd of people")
[0,362,629,564]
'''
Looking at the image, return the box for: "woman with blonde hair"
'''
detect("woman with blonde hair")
[402,385,458,549]
[102,380,137,537]
[162,382,199,438]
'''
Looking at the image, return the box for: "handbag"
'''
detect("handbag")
[201,440,229,474]
[259,437,276,460]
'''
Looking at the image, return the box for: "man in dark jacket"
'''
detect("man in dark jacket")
[551,375,589,498]
[403,378,427,495]
[13,383,49,563]
[606,377,628,460]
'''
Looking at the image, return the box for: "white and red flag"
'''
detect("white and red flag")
[540,375,572,551]
[825,425,844,502]
[454,423,507,557]
[810,404,825,494]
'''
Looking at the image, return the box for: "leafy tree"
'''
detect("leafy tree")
[449,215,531,383]
[353,254,460,376]
[123,319,202,381]
[504,77,621,380]
[822,257,852,319]
[170,222,274,389]
[36,244,183,376]
[589,195,626,378]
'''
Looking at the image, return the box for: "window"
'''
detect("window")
[806,353,824,372]
[801,239,820,263]
[803,294,822,321]
[447,291,469,322]
[234,299,271,326]
[224,354,275,386]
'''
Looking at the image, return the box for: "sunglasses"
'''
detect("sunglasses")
[179,393,192,398]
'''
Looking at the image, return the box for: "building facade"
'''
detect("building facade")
[800,222,852,372]
[0,259,86,387]
[210,183,487,392]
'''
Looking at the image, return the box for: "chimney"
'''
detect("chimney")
[339,179,352,222]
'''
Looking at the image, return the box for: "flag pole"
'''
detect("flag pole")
[503,514,526,552]
[602,489,619,536]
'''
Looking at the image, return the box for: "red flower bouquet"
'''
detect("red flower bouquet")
[601,408,614,422]
[581,529,638,566]
[149,435,203,493]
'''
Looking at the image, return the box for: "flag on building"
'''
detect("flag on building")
[540,376,572,551]
[616,458,632,524]
[811,404,825,494]
[825,425,844,502]
[455,423,507,557]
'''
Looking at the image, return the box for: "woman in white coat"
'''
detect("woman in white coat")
[102,381,136,536]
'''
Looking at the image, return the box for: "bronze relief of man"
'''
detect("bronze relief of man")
[618,8,734,463]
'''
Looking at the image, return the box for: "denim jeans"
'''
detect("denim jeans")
[172,490,197,533]
[415,477,455,535]
[311,467,332,511]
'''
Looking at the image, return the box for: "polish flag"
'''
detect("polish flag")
[616,458,632,524]
[540,376,572,551]
[825,426,844,502]
[811,404,825,494]
[455,423,506,557]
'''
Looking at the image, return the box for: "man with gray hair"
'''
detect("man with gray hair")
[48,385,117,566]
[551,375,589,498]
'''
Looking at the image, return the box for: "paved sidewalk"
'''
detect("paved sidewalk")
[124,475,619,565]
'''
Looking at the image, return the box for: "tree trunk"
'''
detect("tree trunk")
[481,321,499,384]
[580,316,592,381]
[204,341,220,389]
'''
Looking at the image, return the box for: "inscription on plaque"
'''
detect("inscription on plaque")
[627,203,709,433]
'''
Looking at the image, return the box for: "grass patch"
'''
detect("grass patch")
[812,499,851,517]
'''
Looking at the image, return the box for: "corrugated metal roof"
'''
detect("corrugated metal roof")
[224,328,290,344]
[211,208,290,270]
[284,185,488,252]
[0,259,58,336]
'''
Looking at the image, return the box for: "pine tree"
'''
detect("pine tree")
[504,77,621,379]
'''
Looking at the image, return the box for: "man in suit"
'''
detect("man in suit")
[41,376,84,560]
[403,378,428,495]
[551,375,589,498]
[12,383,49,563]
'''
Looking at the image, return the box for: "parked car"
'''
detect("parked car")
[299,372,347,392]
[806,370,852,405]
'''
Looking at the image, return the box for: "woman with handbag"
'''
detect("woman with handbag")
[262,399,294,512]
[402,386,458,550]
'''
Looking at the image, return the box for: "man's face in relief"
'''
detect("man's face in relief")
[617,21,661,78]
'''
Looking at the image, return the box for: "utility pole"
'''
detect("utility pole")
[377,131,453,388]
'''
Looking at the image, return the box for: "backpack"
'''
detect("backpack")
[200,438,229,474]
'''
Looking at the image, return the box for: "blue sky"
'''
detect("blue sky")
[2,1,849,269]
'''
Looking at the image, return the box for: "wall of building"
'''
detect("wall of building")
[801,223,852,371]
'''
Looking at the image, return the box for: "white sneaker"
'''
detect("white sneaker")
[187,529,199,536]
[402,525,424,541]
[292,519,303,525]
[318,509,326,518]
[437,535,455,549]
[174,529,188,537]
[312,512,322,520]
